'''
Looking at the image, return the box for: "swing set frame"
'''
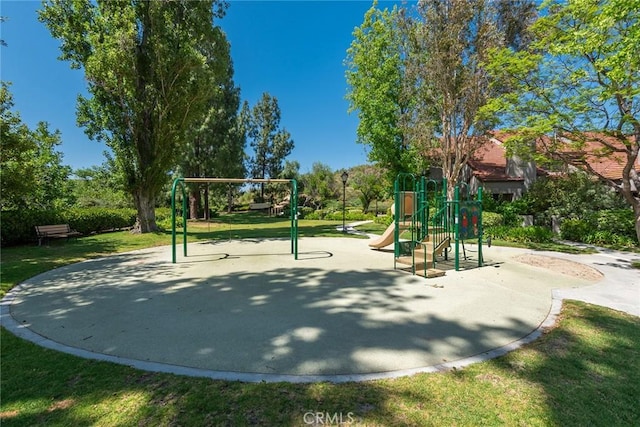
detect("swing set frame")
[170,177,299,263]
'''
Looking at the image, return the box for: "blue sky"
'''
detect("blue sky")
[1,1,408,175]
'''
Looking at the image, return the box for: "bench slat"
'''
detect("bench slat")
[35,224,81,245]
[36,225,71,234]
[249,202,271,210]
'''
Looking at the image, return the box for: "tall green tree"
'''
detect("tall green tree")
[245,93,294,201]
[484,0,640,242]
[345,2,414,183]
[0,82,35,210]
[180,28,246,219]
[300,162,339,210]
[39,0,228,232]
[264,159,300,204]
[346,1,536,191]
[402,0,536,198]
[0,83,72,210]
[72,157,130,208]
[349,164,387,213]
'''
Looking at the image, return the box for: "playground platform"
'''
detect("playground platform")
[2,236,638,383]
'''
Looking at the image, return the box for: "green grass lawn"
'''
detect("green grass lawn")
[2,213,639,426]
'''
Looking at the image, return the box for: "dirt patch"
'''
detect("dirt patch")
[0,410,20,420]
[47,398,75,412]
[513,254,603,282]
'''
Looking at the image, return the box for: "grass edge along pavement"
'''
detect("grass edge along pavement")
[2,217,639,425]
[2,303,638,426]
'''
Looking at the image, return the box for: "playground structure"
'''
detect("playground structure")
[369,173,484,278]
[170,177,299,263]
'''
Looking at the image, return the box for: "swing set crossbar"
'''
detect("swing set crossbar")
[181,178,292,184]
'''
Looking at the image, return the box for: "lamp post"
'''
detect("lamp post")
[341,171,349,233]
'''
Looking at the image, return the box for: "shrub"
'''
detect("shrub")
[299,208,375,222]
[560,219,591,242]
[65,208,137,234]
[482,212,504,228]
[496,203,522,226]
[1,210,67,246]
[375,214,393,226]
[1,208,137,246]
[298,207,315,219]
[487,225,554,244]
[324,210,375,222]
[560,209,637,248]
[302,209,326,220]
[590,209,635,241]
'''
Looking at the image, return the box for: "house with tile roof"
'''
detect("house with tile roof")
[461,135,543,201]
[453,132,638,201]
[536,132,639,193]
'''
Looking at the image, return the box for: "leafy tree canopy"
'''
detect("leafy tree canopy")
[39,0,229,232]
[349,164,388,213]
[0,82,72,210]
[483,0,640,242]
[345,2,414,182]
[244,93,294,201]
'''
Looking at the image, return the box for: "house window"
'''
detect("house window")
[492,193,514,202]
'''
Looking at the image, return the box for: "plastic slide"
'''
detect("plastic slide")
[368,223,396,249]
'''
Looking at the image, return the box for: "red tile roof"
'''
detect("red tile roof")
[467,132,638,183]
[467,137,546,182]
[537,132,638,181]
[467,138,521,181]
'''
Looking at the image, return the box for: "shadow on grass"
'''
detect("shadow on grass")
[2,301,639,426]
[2,219,639,425]
[487,301,640,426]
[2,238,545,425]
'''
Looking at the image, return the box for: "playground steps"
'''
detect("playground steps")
[396,255,432,267]
[395,257,446,278]
[415,267,446,278]
[416,236,451,257]
[395,236,451,279]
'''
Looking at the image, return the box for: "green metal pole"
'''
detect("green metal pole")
[291,179,298,259]
[171,179,179,263]
[454,186,460,271]
[182,183,187,257]
[171,178,188,263]
[419,176,425,241]
[478,186,483,267]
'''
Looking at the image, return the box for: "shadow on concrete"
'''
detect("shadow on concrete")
[8,245,544,380]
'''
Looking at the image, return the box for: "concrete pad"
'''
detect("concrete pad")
[2,237,635,383]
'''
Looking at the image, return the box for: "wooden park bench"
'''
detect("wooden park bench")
[35,224,82,246]
[248,202,271,211]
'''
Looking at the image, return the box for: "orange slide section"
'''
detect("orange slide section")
[368,223,396,249]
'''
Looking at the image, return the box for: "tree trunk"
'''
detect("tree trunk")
[189,189,200,220]
[132,187,158,233]
[227,185,233,213]
[204,186,210,221]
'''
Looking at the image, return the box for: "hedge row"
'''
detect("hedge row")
[560,209,637,248]
[1,208,137,246]
[486,225,554,244]
[302,208,375,222]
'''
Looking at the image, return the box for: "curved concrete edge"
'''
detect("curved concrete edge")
[1,279,565,384]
